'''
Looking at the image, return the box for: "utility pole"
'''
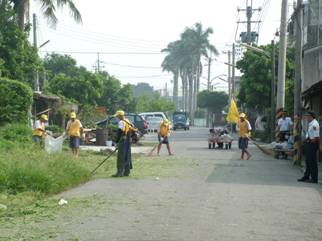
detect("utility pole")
[207,57,212,91]
[276,0,288,110]
[228,51,231,99]
[232,43,236,96]
[294,0,303,165]
[33,13,40,92]
[238,0,261,44]
[271,40,276,141]
[294,0,303,117]
[97,52,100,73]
[206,57,212,127]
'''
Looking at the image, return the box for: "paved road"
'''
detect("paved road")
[57,127,322,241]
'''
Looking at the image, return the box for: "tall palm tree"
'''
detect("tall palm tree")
[180,23,218,122]
[161,41,181,109]
[9,0,82,31]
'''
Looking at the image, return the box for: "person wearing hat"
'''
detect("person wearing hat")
[113,110,138,177]
[66,112,83,157]
[32,114,48,144]
[237,113,252,160]
[298,111,320,183]
[157,119,173,156]
[277,110,293,142]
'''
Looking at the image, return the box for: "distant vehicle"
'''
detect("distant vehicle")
[139,112,168,121]
[96,113,148,143]
[172,112,189,131]
[146,116,163,132]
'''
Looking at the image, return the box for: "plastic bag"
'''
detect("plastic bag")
[45,135,65,154]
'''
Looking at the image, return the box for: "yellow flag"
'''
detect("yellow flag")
[226,99,239,123]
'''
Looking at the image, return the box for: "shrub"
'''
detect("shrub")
[0,78,33,125]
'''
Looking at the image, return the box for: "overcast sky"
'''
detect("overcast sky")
[30,0,291,93]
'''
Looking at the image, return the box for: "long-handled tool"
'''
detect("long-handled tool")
[91,148,118,174]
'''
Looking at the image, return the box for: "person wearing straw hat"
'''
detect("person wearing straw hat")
[32,114,48,145]
[298,111,320,183]
[66,112,83,157]
[237,113,252,160]
[157,119,173,156]
[113,110,138,177]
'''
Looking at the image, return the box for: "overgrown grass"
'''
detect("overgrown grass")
[0,123,185,229]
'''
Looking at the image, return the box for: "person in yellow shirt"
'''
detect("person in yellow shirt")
[32,114,48,145]
[157,119,173,156]
[237,113,252,160]
[66,112,83,156]
[113,110,138,177]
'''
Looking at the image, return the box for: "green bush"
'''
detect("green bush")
[0,78,33,125]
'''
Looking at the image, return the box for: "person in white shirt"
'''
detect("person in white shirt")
[277,111,293,142]
[298,111,320,183]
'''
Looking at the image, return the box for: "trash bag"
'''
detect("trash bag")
[45,135,65,154]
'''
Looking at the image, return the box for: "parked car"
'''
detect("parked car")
[146,116,163,132]
[172,112,189,130]
[139,112,168,121]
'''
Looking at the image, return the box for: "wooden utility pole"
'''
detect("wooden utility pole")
[276,0,288,110]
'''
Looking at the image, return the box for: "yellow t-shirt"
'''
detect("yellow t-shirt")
[32,121,45,137]
[238,120,251,138]
[67,119,82,137]
[159,123,170,137]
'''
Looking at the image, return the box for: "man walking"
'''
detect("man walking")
[32,114,48,145]
[157,119,173,156]
[237,113,252,160]
[66,112,83,157]
[113,110,137,177]
[298,111,320,183]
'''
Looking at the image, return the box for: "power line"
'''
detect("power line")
[105,62,162,69]
[40,50,165,55]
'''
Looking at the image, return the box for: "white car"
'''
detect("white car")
[139,112,167,121]
[146,116,163,132]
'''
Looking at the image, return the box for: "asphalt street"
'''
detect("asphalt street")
[57,127,322,240]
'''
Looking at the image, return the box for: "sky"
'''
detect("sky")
[30,0,290,94]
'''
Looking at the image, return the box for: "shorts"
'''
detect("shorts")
[158,134,169,144]
[32,135,42,144]
[70,136,80,149]
[239,137,249,150]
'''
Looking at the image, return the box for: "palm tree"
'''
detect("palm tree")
[9,0,82,31]
[180,23,218,122]
[161,41,181,109]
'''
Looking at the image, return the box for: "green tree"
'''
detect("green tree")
[197,90,229,114]
[162,23,218,121]
[0,2,41,87]
[0,78,33,125]
[48,70,103,105]
[9,0,82,31]
[237,44,295,114]
[135,93,175,113]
